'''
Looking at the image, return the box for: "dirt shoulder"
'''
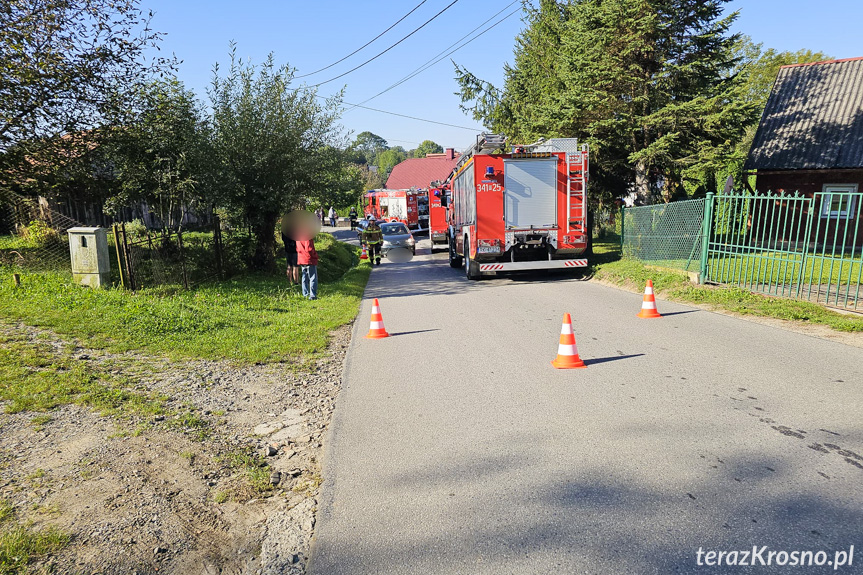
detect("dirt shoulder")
[0,320,352,574]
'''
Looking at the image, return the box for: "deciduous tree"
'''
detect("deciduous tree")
[209,46,344,270]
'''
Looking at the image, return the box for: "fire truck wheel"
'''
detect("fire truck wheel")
[464,238,479,280]
[448,238,462,268]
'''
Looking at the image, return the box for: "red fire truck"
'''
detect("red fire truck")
[363,189,425,230]
[427,183,449,251]
[443,134,590,279]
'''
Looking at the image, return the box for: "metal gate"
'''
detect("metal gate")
[704,190,862,311]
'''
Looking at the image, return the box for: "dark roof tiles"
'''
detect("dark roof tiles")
[745,57,863,171]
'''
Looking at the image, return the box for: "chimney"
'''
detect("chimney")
[445,148,455,160]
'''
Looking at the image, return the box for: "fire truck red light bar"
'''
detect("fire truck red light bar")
[478,259,588,272]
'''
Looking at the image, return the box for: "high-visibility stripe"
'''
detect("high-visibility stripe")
[641,301,656,309]
[370,321,384,329]
[476,259,588,272]
[645,286,654,295]
[557,343,578,356]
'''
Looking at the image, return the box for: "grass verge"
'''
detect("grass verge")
[591,236,863,333]
[0,233,371,364]
[0,499,68,575]
[0,331,166,417]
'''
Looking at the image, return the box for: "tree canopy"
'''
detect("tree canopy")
[106,78,212,229]
[456,0,760,205]
[209,47,344,270]
[413,140,444,158]
[0,0,174,154]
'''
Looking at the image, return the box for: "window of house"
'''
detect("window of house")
[820,184,859,219]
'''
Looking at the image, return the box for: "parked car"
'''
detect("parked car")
[379,222,416,256]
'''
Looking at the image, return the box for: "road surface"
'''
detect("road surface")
[309,232,863,574]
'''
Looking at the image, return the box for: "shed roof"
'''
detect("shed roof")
[385,154,459,190]
[744,57,863,171]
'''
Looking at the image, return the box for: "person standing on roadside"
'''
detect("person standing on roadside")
[297,234,319,300]
[282,229,299,286]
[349,205,358,230]
[328,206,337,227]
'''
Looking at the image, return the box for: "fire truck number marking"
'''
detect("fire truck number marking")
[476,182,502,193]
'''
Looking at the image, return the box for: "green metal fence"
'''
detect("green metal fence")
[621,198,705,272]
[621,190,863,311]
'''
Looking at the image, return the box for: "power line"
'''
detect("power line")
[310,0,461,88]
[317,94,479,130]
[295,0,429,79]
[351,2,520,109]
[343,100,481,131]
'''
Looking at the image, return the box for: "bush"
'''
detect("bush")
[22,220,60,248]
[124,219,148,239]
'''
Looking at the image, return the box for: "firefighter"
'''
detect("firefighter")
[362,216,383,266]
[349,206,358,230]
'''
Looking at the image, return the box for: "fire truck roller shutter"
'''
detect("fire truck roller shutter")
[503,159,558,230]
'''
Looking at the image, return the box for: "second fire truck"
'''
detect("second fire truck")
[443,134,590,279]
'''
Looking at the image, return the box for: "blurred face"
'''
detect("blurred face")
[281,210,321,241]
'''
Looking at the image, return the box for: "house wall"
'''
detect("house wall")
[753,169,863,249]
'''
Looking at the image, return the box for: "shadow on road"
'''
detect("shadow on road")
[312,428,863,574]
[582,353,645,366]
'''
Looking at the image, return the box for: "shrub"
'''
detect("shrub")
[22,220,60,248]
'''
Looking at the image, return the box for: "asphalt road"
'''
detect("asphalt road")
[309,232,863,575]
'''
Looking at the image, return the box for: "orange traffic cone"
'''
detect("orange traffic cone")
[364,298,390,339]
[360,245,368,260]
[637,279,662,318]
[551,313,586,369]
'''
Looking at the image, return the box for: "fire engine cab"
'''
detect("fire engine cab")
[444,134,589,279]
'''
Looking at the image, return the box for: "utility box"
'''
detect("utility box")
[68,227,111,288]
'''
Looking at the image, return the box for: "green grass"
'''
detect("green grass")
[0,233,371,364]
[214,449,274,501]
[0,499,69,575]
[0,332,167,416]
[592,237,863,333]
[706,251,863,286]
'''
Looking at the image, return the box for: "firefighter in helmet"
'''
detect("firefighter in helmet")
[362,216,383,266]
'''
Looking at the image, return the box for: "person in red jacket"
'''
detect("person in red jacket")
[296,236,318,300]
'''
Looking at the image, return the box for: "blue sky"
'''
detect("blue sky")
[143,0,863,152]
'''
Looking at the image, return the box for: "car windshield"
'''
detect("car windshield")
[381,223,409,235]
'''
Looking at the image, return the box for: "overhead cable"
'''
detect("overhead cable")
[295,0,429,79]
[351,2,520,109]
[310,0,461,88]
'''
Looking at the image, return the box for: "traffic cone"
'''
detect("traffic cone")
[551,313,586,369]
[637,279,662,318]
[364,298,390,339]
[360,245,368,260]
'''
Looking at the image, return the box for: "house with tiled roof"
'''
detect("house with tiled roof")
[385,148,460,191]
[744,57,863,246]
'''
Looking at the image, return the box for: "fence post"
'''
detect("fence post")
[121,222,135,291]
[700,192,715,284]
[177,230,189,289]
[619,205,625,255]
[112,224,125,289]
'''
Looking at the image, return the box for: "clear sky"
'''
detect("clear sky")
[142,0,863,152]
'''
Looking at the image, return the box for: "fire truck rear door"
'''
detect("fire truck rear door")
[503,159,557,229]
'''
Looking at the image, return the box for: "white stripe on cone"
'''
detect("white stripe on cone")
[370,321,384,329]
[557,343,578,356]
[645,287,654,295]
[560,323,573,335]
[642,301,657,309]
